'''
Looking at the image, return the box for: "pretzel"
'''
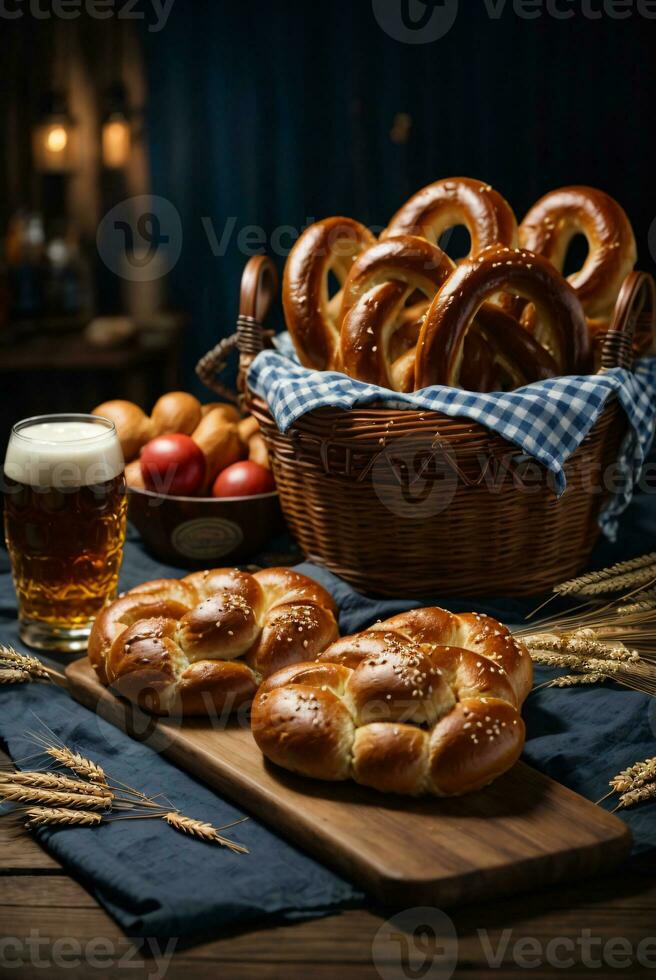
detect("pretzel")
[283,217,376,370]
[339,236,455,391]
[384,177,518,255]
[87,568,338,716]
[252,607,532,797]
[459,305,559,392]
[415,246,590,388]
[519,186,637,319]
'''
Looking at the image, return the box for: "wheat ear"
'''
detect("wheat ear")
[524,634,639,662]
[614,783,656,811]
[45,747,107,785]
[555,553,656,596]
[610,757,656,793]
[547,673,609,688]
[163,812,249,854]
[0,669,33,684]
[0,784,111,810]
[0,771,112,798]
[24,807,103,828]
[0,646,64,684]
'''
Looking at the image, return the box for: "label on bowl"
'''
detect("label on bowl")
[171,518,244,560]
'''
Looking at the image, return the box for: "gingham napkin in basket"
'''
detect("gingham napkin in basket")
[248,335,656,538]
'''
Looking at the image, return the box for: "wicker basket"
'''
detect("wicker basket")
[199,259,655,598]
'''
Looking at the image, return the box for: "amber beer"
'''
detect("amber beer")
[4,415,127,651]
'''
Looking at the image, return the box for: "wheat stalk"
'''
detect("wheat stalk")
[611,758,656,794]
[537,673,609,689]
[0,771,112,798]
[0,668,32,684]
[614,783,656,811]
[24,807,103,828]
[0,784,112,810]
[7,724,250,855]
[45,747,107,785]
[0,645,64,684]
[554,553,656,596]
[163,812,249,854]
[524,634,639,662]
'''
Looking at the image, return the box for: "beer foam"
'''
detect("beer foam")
[4,419,125,488]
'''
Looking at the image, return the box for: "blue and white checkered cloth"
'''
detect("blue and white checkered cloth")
[248,334,656,538]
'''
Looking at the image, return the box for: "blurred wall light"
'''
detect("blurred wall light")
[102,83,132,168]
[32,93,78,173]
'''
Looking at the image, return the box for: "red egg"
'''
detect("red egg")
[212,461,275,498]
[140,434,206,496]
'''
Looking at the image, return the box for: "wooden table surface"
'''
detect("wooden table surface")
[2,751,655,979]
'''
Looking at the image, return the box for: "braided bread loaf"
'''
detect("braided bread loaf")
[251,607,532,797]
[88,568,338,716]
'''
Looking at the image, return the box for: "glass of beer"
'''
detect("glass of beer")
[3,414,127,652]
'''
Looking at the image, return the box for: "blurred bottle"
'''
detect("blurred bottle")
[0,250,10,335]
[44,233,93,319]
[5,211,46,321]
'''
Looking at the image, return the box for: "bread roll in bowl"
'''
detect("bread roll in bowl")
[201,402,241,424]
[237,416,260,444]
[252,607,532,797]
[92,400,153,462]
[248,433,270,469]
[150,392,202,437]
[190,409,245,489]
[88,568,339,716]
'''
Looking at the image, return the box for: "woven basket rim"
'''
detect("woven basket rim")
[247,390,622,447]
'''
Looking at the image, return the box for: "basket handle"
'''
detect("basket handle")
[195,255,279,401]
[600,270,656,371]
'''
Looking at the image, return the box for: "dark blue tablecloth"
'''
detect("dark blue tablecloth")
[1,497,655,944]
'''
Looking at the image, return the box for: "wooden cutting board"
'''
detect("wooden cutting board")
[66,658,631,907]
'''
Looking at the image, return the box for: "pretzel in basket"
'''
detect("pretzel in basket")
[459,304,560,392]
[283,217,376,370]
[519,186,637,326]
[88,568,338,716]
[252,607,532,797]
[338,236,558,392]
[339,236,455,391]
[384,177,518,256]
[415,246,590,388]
